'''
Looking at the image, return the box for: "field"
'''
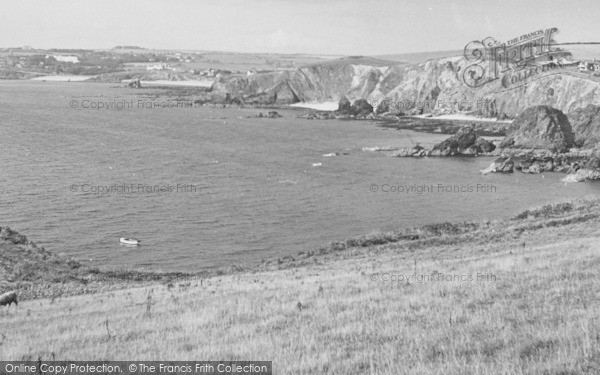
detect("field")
[2,198,600,374]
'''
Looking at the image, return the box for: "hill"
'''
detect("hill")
[2,198,600,373]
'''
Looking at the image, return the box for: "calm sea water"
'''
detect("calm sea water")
[2,81,599,271]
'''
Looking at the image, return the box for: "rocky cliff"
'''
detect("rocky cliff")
[370,57,600,118]
[499,105,575,152]
[568,104,600,148]
[212,55,600,119]
[210,57,389,104]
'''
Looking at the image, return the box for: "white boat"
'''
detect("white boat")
[120,237,141,245]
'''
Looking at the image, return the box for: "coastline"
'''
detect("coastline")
[4,196,600,371]
[120,79,214,87]
[31,75,96,82]
[411,113,514,124]
[290,101,339,111]
[3,196,599,300]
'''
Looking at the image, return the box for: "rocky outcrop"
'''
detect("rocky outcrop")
[480,157,514,174]
[351,99,373,116]
[337,97,374,116]
[394,126,495,157]
[560,153,600,182]
[338,96,352,113]
[431,126,477,156]
[568,105,600,148]
[562,169,600,182]
[255,111,283,118]
[492,148,592,176]
[517,157,556,174]
[303,112,337,120]
[429,126,495,156]
[499,106,575,152]
[475,137,496,153]
[394,145,430,157]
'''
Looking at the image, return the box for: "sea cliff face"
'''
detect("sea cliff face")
[211,56,600,119]
[568,104,600,148]
[499,105,575,152]
[210,59,388,104]
[371,57,600,118]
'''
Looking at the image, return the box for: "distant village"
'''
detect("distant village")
[0,45,294,80]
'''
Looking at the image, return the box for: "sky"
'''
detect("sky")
[0,0,599,55]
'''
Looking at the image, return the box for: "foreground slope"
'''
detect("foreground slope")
[2,199,600,373]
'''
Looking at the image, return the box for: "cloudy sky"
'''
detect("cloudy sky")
[1,0,598,55]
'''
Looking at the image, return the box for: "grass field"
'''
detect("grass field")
[2,198,600,374]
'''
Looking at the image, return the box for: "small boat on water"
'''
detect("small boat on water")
[120,237,141,246]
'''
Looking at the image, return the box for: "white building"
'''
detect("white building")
[147,63,167,71]
[54,55,79,63]
[578,60,600,73]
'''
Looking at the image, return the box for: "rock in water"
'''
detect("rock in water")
[338,96,352,114]
[562,169,600,182]
[499,105,575,152]
[431,126,477,156]
[351,99,374,116]
[481,157,514,174]
[475,137,496,153]
[518,157,555,173]
[397,126,495,157]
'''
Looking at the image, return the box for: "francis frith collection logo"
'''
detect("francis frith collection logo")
[462,27,572,89]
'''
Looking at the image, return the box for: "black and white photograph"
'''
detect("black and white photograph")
[2,0,600,374]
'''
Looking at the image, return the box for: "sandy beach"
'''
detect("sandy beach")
[122,79,214,88]
[290,101,339,111]
[413,113,514,123]
[31,75,96,82]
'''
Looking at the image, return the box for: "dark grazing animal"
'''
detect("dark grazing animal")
[0,291,17,307]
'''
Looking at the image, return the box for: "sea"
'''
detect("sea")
[2,81,599,272]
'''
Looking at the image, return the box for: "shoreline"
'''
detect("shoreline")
[289,101,338,111]
[6,196,600,370]
[410,113,514,123]
[4,196,599,300]
[30,75,96,82]
[121,79,214,87]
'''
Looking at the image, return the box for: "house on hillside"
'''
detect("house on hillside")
[578,60,600,73]
[555,55,578,67]
[147,63,167,71]
[54,55,79,63]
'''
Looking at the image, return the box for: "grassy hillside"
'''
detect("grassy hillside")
[0,227,194,299]
[2,198,600,374]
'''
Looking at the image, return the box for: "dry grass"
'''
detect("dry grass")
[3,199,600,374]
